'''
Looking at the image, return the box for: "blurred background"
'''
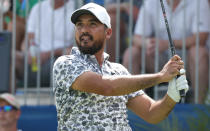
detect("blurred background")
[0,0,209,130]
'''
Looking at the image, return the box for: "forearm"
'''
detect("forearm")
[146,74,189,123]
[73,71,164,96]
[173,32,208,49]
[103,73,163,96]
[147,95,176,124]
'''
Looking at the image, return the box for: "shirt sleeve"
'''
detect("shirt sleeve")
[53,56,91,92]
[127,90,145,100]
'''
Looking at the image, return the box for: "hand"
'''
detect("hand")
[167,69,189,102]
[146,38,169,56]
[160,55,184,82]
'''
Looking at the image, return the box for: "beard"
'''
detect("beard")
[76,33,104,55]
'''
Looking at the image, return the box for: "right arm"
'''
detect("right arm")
[72,55,183,96]
[72,71,162,96]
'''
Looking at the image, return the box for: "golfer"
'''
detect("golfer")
[53,3,189,131]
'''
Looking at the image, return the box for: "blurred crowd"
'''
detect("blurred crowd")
[0,0,210,104]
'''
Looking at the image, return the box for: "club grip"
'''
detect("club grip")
[177,75,186,98]
[179,89,185,97]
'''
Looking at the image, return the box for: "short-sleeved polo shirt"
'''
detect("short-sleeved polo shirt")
[53,47,144,131]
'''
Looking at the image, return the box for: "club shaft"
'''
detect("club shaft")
[159,0,185,98]
[160,0,176,55]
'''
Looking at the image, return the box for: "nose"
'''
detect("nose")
[80,25,91,33]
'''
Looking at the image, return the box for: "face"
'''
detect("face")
[0,99,20,128]
[75,14,111,55]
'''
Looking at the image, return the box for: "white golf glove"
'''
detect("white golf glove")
[167,69,189,102]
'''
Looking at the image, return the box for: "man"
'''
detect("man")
[123,0,210,104]
[0,93,21,131]
[16,0,75,87]
[53,3,189,131]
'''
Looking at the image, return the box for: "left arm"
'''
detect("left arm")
[127,93,176,124]
[127,73,189,124]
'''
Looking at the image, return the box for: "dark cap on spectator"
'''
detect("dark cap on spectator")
[0,93,20,109]
[71,2,111,28]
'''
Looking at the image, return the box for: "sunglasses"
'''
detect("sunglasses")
[0,105,16,112]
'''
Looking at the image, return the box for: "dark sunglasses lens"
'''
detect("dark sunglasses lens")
[4,105,13,112]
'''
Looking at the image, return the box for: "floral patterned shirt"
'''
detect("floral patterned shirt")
[53,47,144,131]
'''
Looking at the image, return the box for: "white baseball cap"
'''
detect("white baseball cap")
[0,93,20,109]
[71,2,111,28]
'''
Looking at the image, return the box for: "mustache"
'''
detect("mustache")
[79,33,93,41]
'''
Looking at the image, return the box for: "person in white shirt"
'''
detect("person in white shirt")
[123,0,210,104]
[105,0,143,62]
[16,0,75,87]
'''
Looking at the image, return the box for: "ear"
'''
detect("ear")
[16,110,21,119]
[105,28,112,39]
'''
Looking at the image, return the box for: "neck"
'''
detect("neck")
[94,47,105,67]
[52,0,66,9]
[167,0,180,11]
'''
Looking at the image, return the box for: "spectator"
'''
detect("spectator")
[1,0,25,51]
[123,0,210,104]
[16,0,75,87]
[1,0,39,51]
[53,3,189,130]
[105,0,143,62]
[0,93,21,131]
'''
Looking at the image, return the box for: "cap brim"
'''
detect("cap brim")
[71,9,95,24]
